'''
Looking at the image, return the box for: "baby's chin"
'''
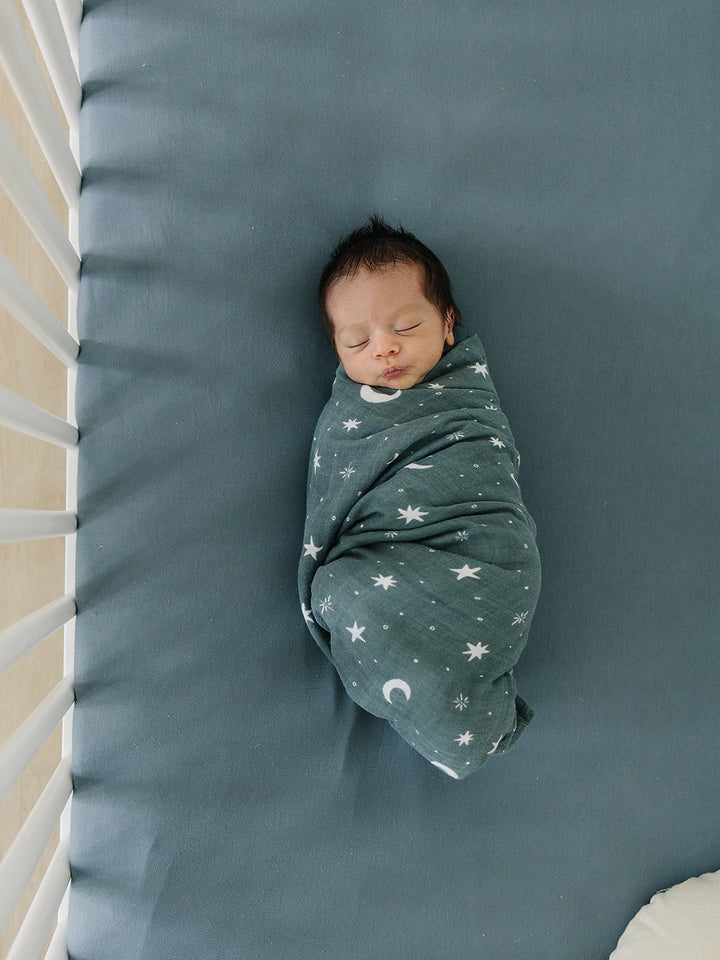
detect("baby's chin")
[355,377,415,391]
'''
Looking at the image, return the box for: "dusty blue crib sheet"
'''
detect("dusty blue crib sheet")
[71,2,720,958]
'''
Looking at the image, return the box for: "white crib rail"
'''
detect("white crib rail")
[0,0,81,957]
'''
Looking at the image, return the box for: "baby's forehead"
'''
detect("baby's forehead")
[328,261,427,309]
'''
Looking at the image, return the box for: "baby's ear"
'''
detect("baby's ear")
[445,307,456,345]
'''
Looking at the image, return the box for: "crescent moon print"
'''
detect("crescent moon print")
[382,679,412,703]
[431,761,459,779]
[404,462,433,469]
[360,385,402,403]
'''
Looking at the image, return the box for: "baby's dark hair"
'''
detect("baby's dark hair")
[318,216,462,339]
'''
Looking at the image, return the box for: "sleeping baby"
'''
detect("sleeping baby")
[298,217,541,779]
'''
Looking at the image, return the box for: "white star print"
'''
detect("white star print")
[301,603,314,623]
[339,464,356,480]
[450,564,482,580]
[446,431,464,441]
[455,731,474,746]
[342,418,361,431]
[487,738,503,755]
[455,530,469,542]
[313,450,321,473]
[372,574,397,590]
[512,611,529,626]
[453,695,470,711]
[490,437,505,448]
[346,622,366,643]
[472,362,489,377]
[318,596,333,615]
[303,536,322,559]
[426,382,444,390]
[463,640,490,661]
[397,505,428,524]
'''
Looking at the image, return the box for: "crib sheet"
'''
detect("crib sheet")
[71,1,720,958]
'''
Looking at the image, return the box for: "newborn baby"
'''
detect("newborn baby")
[299,217,540,779]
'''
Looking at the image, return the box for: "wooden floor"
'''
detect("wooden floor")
[0,13,71,953]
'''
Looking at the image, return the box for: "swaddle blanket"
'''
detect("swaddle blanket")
[299,335,540,779]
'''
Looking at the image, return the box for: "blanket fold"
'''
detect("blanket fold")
[299,335,540,779]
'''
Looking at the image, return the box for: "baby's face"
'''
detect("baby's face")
[327,262,455,389]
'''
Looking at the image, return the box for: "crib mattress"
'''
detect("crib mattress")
[71,1,720,958]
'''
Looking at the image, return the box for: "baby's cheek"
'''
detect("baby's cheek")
[337,359,366,386]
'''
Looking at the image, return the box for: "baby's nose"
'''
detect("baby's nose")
[372,334,399,358]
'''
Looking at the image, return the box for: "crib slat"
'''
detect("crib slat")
[0,383,79,448]
[0,677,74,804]
[19,0,82,129]
[0,596,76,676]
[0,509,77,545]
[5,837,70,960]
[0,0,80,206]
[0,250,78,365]
[0,383,78,448]
[0,111,80,289]
[42,911,69,960]
[0,757,72,940]
[54,0,82,72]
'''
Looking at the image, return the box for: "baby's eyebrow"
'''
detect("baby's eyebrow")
[335,322,368,339]
[346,305,414,328]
